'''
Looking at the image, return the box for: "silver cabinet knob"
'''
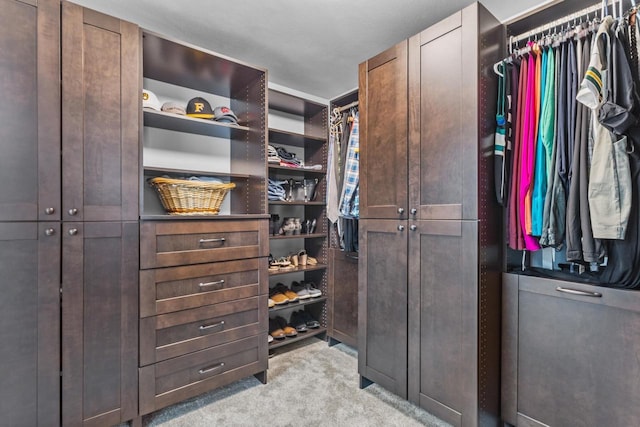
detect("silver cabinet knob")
[45,207,55,215]
[68,228,78,236]
[397,208,405,214]
[410,208,417,215]
[398,225,405,231]
[68,208,78,216]
[410,225,417,231]
[45,228,55,236]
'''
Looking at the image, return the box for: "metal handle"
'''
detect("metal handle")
[198,362,225,375]
[199,237,226,244]
[397,208,405,214]
[68,208,78,216]
[199,279,225,288]
[199,320,225,330]
[45,207,55,215]
[410,208,417,215]
[45,228,55,236]
[410,225,417,231]
[398,225,405,231]
[68,228,78,236]
[556,287,602,298]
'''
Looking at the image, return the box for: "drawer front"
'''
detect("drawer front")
[140,296,267,365]
[139,335,267,415]
[140,258,268,317]
[140,219,269,269]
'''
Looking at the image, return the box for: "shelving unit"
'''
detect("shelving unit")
[267,88,328,351]
[138,30,269,416]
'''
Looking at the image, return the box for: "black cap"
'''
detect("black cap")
[186,97,214,119]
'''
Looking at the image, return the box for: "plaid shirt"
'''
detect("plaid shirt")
[339,114,359,218]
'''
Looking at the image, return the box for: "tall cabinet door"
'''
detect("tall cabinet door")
[409,7,479,221]
[62,222,139,426]
[0,0,60,222]
[358,219,408,398]
[408,220,479,426]
[359,41,408,220]
[61,1,139,222]
[0,222,60,427]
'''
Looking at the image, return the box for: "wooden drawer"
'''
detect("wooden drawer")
[139,335,267,415]
[140,258,268,317]
[140,219,269,269]
[140,296,267,365]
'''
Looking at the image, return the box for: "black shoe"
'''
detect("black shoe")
[300,311,320,329]
[290,311,308,332]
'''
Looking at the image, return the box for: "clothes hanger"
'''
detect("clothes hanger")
[493,61,504,77]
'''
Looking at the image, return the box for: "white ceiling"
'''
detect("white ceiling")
[71,0,553,100]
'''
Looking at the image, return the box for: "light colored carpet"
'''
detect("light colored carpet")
[143,338,451,427]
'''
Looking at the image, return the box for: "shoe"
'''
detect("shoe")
[275,316,298,337]
[268,298,275,308]
[268,334,274,343]
[299,311,320,329]
[274,283,299,302]
[290,311,308,332]
[303,281,322,298]
[298,250,308,266]
[269,318,286,339]
[291,281,312,299]
[269,287,289,305]
[309,218,317,234]
[306,255,318,265]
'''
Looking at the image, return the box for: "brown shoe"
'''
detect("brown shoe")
[269,318,285,340]
[269,287,289,305]
[275,283,298,302]
[276,316,297,337]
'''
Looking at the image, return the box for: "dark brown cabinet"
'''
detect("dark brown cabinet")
[503,273,640,427]
[358,3,502,426]
[0,222,60,426]
[327,248,359,348]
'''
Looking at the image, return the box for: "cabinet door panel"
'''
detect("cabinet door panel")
[0,222,60,426]
[62,221,138,426]
[359,220,407,397]
[62,2,139,222]
[0,0,59,222]
[517,276,640,426]
[328,248,359,348]
[408,220,478,426]
[359,41,408,219]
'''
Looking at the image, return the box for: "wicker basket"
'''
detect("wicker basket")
[149,177,236,215]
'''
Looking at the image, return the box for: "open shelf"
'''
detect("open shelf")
[269,296,327,314]
[268,201,325,206]
[268,327,327,350]
[269,264,328,276]
[269,128,326,148]
[270,233,326,240]
[144,109,249,138]
[143,166,252,180]
[268,164,326,175]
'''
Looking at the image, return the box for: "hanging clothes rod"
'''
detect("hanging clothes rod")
[509,0,620,46]
[337,100,359,112]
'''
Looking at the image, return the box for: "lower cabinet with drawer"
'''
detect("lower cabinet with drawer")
[502,273,640,426]
[139,219,269,416]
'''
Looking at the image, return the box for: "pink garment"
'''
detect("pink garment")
[518,46,541,251]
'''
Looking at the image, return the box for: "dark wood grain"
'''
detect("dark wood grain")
[327,248,359,348]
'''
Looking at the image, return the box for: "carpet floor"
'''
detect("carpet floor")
[143,338,451,427]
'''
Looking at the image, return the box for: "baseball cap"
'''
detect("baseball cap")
[161,101,186,115]
[142,89,162,110]
[213,106,238,124]
[186,97,214,119]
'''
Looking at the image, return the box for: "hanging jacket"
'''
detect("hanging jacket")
[508,59,526,250]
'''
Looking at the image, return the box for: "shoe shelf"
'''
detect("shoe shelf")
[268,264,327,276]
[269,296,327,314]
[269,233,326,240]
[269,327,327,350]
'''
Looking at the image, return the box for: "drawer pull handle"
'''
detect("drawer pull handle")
[199,320,225,331]
[199,237,226,244]
[199,279,225,288]
[556,287,602,298]
[198,362,225,375]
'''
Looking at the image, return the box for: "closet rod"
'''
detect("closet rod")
[510,0,619,46]
[337,100,359,112]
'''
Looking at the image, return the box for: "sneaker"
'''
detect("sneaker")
[268,334,274,343]
[268,298,275,308]
[303,281,322,298]
[291,281,312,299]
[274,283,299,302]
[269,318,286,339]
[275,316,297,337]
[289,311,308,332]
[299,311,320,329]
